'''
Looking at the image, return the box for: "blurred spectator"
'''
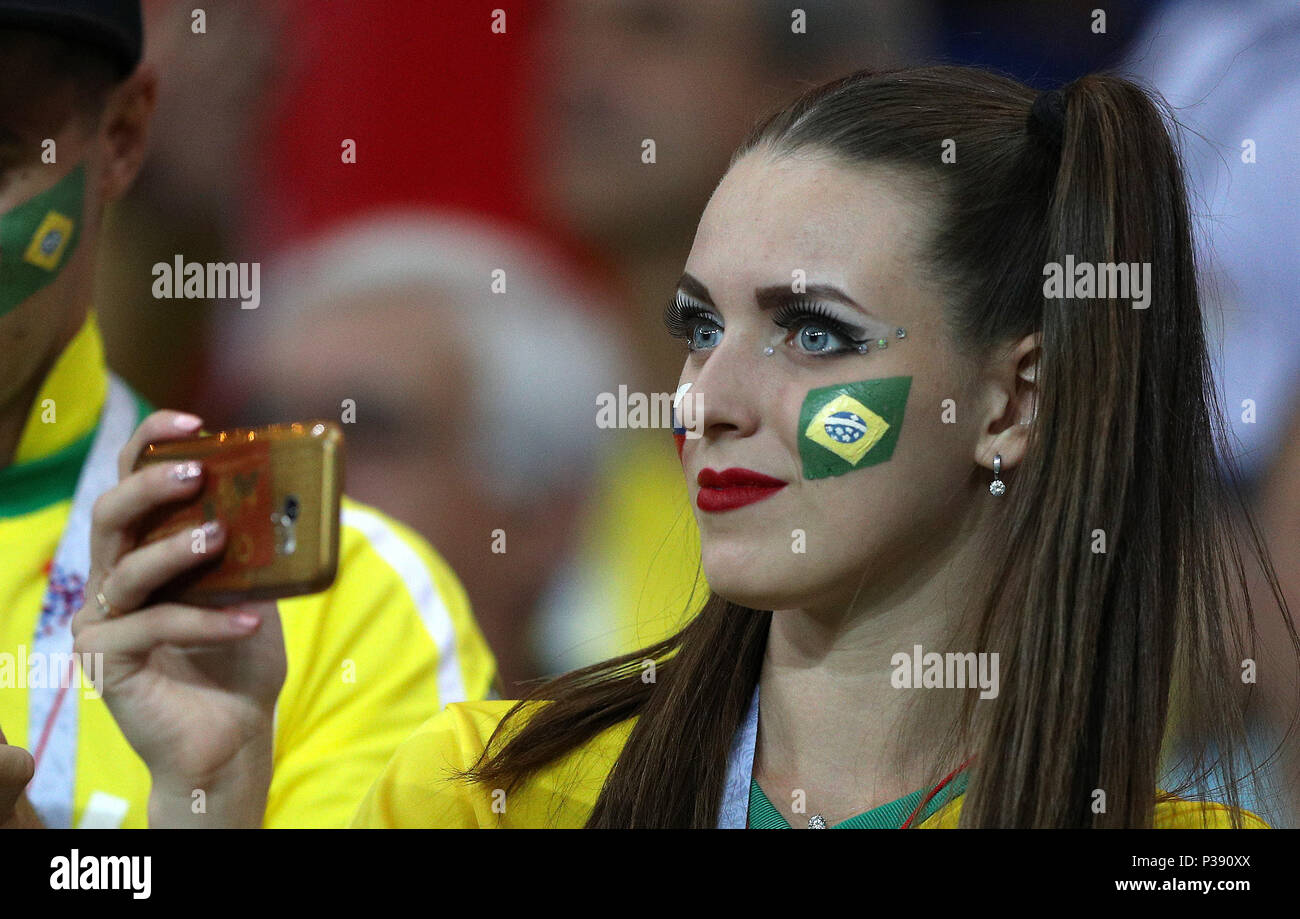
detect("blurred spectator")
[221,211,626,689]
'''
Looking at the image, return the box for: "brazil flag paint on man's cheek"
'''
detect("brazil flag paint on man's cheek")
[798,376,911,480]
[0,163,85,318]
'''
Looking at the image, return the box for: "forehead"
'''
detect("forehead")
[685,149,934,308]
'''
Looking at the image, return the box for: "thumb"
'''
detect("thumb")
[0,741,36,818]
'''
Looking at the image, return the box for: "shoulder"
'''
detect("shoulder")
[351,700,636,828]
[281,495,472,621]
[279,497,496,704]
[335,496,473,626]
[259,501,495,825]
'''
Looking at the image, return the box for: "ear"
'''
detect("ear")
[974,331,1040,472]
[96,62,158,203]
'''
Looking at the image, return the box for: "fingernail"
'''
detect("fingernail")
[231,612,260,631]
[174,413,203,431]
[201,518,222,538]
[173,461,201,481]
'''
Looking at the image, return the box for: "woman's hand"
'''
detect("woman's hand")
[70,411,287,827]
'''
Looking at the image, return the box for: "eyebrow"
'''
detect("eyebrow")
[675,272,875,319]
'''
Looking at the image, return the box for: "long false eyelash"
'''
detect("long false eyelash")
[771,299,873,349]
[663,294,720,341]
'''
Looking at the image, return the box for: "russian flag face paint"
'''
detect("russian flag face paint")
[798,376,911,479]
[672,381,693,461]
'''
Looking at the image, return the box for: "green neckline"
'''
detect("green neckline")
[0,429,96,517]
[748,770,970,829]
[0,386,153,518]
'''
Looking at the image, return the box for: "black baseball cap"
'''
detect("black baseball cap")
[0,0,142,76]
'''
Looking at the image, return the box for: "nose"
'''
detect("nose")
[684,334,768,443]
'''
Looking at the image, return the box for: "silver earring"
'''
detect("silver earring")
[762,346,775,356]
[989,454,1006,496]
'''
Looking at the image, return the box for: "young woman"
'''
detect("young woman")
[346,65,1298,829]
[71,65,1297,829]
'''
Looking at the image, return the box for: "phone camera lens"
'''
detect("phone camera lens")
[284,495,300,521]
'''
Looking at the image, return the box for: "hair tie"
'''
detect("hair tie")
[1028,89,1067,147]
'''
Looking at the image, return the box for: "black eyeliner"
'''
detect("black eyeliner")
[771,299,873,349]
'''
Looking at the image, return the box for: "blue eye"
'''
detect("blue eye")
[690,322,722,351]
[774,302,872,357]
[791,323,853,354]
[665,296,723,352]
[664,294,875,357]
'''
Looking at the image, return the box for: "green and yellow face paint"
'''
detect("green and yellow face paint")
[0,163,85,318]
[798,376,911,480]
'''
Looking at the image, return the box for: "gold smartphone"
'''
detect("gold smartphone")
[132,420,343,606]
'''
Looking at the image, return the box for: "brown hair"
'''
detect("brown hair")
[464,65,1300,827]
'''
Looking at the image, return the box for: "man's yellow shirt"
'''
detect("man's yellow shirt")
[352,700,1268,829]
[0,314,497,827]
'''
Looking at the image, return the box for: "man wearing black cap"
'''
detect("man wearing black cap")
[0,1,497,828]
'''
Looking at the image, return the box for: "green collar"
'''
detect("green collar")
[0,386,153,518]
[748,770,970,829]
[0,430,95,517]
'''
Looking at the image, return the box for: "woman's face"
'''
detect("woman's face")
[675,150,986,615]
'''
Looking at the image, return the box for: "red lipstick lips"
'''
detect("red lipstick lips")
[696,467,787,512]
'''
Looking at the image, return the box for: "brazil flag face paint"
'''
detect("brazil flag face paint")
[0,163,85,318]
[798,376,911,480]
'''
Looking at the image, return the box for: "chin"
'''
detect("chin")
[701,549,814,612]
[703,533,875,613]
